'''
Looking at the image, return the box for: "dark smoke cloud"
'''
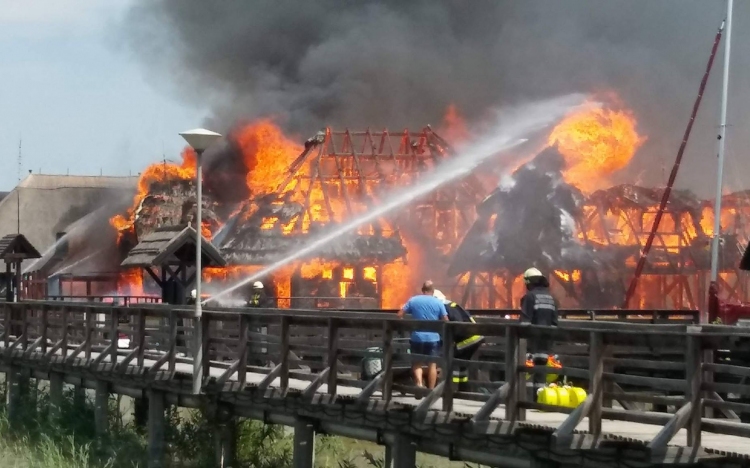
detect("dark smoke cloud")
[124,1,750,196]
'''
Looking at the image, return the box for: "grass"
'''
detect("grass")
[0,378,483,468]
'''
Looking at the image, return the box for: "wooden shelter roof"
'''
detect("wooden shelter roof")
[120,225,226,268]
[0,234,41,261]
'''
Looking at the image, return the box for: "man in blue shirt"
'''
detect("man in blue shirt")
[397,281,448,389]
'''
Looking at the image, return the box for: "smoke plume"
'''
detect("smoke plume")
[124,1,750,195]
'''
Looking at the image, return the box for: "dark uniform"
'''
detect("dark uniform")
[520,284,559,392]
[444,301,485,391]
[520,285,559,350]
[247,289,273,308]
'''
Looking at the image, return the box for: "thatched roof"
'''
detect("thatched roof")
[221,227,407,265]
[121,225,226,268]
[0,234,41,261]
[0,174,136,264]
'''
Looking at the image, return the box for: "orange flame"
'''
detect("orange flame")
[549,104,645,192]
[109,148,198,239]
[439,104,470,145]
[235,119,302,196]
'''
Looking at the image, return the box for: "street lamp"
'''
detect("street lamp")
[179,128,222,394]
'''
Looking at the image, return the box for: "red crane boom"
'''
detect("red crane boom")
[623,21,725,309]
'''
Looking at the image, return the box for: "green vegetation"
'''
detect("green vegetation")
[0,379,479,467]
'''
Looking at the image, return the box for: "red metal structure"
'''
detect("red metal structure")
[623,21,725,310]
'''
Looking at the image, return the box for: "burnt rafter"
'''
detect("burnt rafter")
[219,127,483,265]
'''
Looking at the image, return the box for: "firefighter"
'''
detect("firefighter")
[433,290,485,392]
[519,268,559,392]
[247,281,273,308]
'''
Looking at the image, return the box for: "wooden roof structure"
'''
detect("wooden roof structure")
[0,234,41,262]
[120,225,225,269]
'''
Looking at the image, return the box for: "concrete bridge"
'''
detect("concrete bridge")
[0,301,749,468]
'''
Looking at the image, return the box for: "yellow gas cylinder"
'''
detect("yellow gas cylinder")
[537,386,558,406]
[567,386,588,408]
[554,386,571,408]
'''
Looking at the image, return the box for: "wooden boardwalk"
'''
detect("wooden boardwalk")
[1,301,749,468]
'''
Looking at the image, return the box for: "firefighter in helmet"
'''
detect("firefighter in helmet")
[247,281,273,308]
[433,289,485,392]
[187,289,197,305]
[520,268,560,390]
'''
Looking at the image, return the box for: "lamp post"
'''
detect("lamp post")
[179,128,222,394]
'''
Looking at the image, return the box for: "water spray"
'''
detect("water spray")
[205,94,587,304]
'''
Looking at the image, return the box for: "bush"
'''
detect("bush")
[0,377,388,468]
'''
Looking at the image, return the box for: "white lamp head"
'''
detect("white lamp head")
[179,128,222,152]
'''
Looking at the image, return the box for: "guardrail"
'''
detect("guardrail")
[0,301,746,455]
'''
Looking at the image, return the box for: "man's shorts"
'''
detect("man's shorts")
[410,341,441,357]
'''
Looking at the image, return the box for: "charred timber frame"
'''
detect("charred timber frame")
[285,127,482,252]
[235,127,483,306]
[458,191,750,310]
[1,301,750,465]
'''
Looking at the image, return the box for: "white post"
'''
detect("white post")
[193,149,203,395]
[710,0,733,287]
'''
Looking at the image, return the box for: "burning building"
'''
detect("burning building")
[107,117,483,309]
[19,99,747,312]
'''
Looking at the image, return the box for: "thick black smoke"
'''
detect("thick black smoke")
[124,1,750,196]
[449,146,633,308]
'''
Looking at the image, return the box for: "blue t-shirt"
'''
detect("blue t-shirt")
[402,295,447,343]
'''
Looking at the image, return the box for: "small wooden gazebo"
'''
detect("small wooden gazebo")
[0,234,41,302]
[120,225,226,304]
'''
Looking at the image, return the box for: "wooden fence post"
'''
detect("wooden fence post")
[588,332,604,435]
[686,326,703,447]
[40,304,48,355]
[280,316,290,393]
[327,318,339,396]
[382,321,394,403]
[505,326,520,421]
[137,309,146,368]
[168,311,177,376]
[238,314,248,387]
[110,307,119,364]
[517,335,527,421]
[442,323,455,412]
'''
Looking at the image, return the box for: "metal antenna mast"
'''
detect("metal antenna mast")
[710,0,734,285]
[17,138,22,234]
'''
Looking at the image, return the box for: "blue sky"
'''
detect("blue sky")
[0,0,205,190]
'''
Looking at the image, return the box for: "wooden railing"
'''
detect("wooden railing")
[45,295,162,305]
[0,301,747,453]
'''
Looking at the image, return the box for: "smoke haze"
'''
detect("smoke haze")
[123,1,750,196]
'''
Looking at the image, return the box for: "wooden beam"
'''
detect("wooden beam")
[589,332,604,434]
[647,401,693,454]
[470,383,510,423]
[257,364,283,392]
[356,372,385,404]
[686,327,703,447]
[415,381,445,416]
[326,318,339,396]
[302,367,330,400]
[552,394,594,446]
